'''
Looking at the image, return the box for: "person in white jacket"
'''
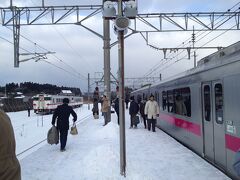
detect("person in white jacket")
[144,94,160,132]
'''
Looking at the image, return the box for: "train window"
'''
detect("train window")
[174,87,191,117]
[204,85,211,121]
[167,90,174,113]
[33,97,39,100]
[44,97,51,101]
[162,91,167,111]
[215,83,223,124]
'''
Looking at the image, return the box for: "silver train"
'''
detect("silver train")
[132,41,240,179]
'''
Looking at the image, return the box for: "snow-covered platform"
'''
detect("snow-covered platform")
[9,106,230,180]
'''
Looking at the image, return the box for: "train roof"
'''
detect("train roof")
[133,41,240,93]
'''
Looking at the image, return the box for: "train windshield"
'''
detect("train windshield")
[33,97,39,100]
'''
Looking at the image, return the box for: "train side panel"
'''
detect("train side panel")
[224,74,240,179]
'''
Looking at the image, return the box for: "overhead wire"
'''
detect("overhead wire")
[0,34,34,53]
[0,33,86,80]
[29,0,95,75]
[142,2,240,78]
[150,23,238,78]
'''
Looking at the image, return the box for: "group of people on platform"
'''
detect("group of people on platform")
[91,86,160,132]
[128,94,159,132]
[91,86,160,133]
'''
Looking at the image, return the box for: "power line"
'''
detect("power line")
[4,26,87,80]
[143,2,240,78]
[0,35,32,53]
[37,59,86,80]
[30,0,93,75]
[151,24,238,77]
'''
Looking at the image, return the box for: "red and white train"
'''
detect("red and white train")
[33,94,83,114]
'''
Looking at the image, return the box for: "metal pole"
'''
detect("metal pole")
[194,51,197,68]
[5,85,7,97]
[42,0,44,7]
[88,73,90,110]
[103,14,111,122]
[118,0,126,176]
[10,0,13,7]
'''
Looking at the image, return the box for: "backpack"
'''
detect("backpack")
[47,126,59,145]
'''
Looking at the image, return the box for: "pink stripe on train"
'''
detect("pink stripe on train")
[159,113,201,136]
[225,134,240,152]
[159,113,240,152]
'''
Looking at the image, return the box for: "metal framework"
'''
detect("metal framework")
[1,5,102,25]
[134,12,240,32]
[1,6,240,67]
[0,5,103,67]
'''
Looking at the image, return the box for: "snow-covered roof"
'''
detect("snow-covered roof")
[14,95,25,99]
[61,90,72,94]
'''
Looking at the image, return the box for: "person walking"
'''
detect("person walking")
[27,106,31,117]
[0,109,21,180]
[144,94,159,132]
[129,96,139,128]
[52,98,77,152]
[125,95,130,109]
[92,98,99,117]
[113,97,119,125]
[101,95,110,126]
[140,99,147,129]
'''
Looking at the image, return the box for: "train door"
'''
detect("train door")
[202,82,226,169]
[202,83,214,162]
[212,81,226,169]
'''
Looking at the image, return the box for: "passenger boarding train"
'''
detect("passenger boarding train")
[32,94,83,114]
[132,41,240,179]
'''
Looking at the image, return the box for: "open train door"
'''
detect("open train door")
[202,81,226,170]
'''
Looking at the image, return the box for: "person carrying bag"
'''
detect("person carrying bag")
[47,125,59,145]
[70,123,78,135]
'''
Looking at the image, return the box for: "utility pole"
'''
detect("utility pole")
[103,0,111,122]
[5,85,7,97]
[88,73,90,110]
[117,0,126,176]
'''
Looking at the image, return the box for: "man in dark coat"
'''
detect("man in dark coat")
[52,98,77,151]
[129,96,139,128]
[113,97,119,125]
[0,109,21,180]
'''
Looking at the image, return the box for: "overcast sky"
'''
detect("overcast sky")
[0,0,240,92]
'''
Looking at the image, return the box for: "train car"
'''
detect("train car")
[131,41,240,179]
[32,94,83,114]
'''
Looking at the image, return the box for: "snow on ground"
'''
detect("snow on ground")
[8,105,230,180]
[8,105,90,156]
